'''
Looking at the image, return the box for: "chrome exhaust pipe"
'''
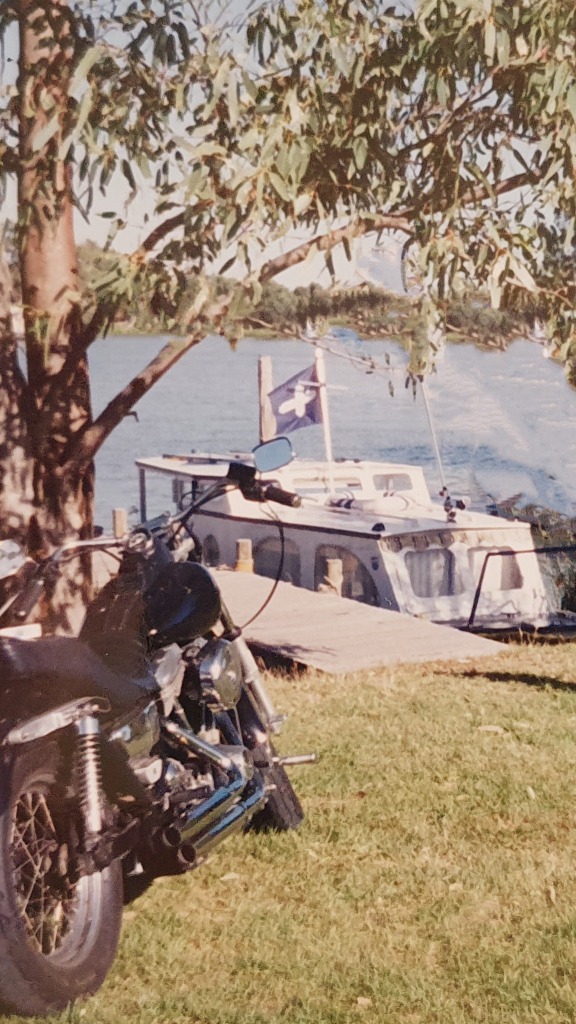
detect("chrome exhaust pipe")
[156,718,267,869]
[184,775,266,859]
[164,766,245,851]
[157,771,266,871]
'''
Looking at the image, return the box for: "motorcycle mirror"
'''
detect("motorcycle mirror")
[252,437,294,473]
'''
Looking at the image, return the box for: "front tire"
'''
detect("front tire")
[0,742,123,1017]
[250,744,304,832]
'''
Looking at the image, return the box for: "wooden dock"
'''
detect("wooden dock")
[213,570,505,674]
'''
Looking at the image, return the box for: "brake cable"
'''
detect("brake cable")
[238,505,285,630]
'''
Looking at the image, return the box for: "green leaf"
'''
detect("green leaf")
[484,19,496,61]
[175,21,190,60]
[121,159,136,192]
[508,256,537,292]
[69,46,100,101]
[352,136,369,170]
[227,72,239,128]
[566,84,576,126]
[268,171,291,202]
[31,114,60,152]
[219,255,237,275]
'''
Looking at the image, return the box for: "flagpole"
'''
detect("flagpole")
[314,347,335,491]
[258,355,275,442]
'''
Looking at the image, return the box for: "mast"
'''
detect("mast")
[419,379,448,493]
[314,347,335,490]
[258,355,275,443]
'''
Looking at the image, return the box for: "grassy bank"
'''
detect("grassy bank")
[16,643,576,1024]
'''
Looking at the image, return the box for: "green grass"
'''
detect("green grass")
[12,643,576,1024]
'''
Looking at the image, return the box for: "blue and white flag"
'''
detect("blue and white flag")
[268,364,323,435]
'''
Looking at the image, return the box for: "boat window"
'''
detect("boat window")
[405,548,464,597]
[172,476,212,510]
[254,538,301,586]
[202,534,220,567]
[469,547,524,591]
[314,545,379,605]
[373,473,413,493]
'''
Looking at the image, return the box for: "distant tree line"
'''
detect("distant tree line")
[75,242,537,349]
[3,231,550,347]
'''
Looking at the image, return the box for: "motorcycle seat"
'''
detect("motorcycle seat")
[0,635,159,718]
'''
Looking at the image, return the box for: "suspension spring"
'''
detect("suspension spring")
[74,714,104,840]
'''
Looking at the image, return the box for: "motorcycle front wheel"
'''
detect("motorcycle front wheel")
[250,742,304,832]
[0,741,123,1017]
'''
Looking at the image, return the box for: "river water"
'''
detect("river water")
[90,334,576,529]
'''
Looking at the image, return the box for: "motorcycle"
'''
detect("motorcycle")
[0,438,313,1017]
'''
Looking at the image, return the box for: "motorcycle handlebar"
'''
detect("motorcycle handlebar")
[170,466,302,522]
[260,483,302,508]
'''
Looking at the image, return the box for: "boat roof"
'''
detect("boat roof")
[136,452,254,479]
[136,453,533,539]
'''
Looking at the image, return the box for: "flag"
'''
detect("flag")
[268,363,323,435]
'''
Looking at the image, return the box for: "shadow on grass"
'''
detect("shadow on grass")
[462,668,576,695]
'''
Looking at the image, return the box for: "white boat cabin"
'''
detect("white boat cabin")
[136,452,558,633]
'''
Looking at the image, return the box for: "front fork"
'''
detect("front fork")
[231,633,285,735]
[219,598,284,734]
[224,620,316,769]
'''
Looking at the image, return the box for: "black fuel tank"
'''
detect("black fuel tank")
[144,561,221,647]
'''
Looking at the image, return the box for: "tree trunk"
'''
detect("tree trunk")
[16,0,95,633]
[0,247,35,544]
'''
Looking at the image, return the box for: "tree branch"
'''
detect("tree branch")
[59,288,232,476]
[76,300,120,350]
[259,212,415,282]
[450,169,540,209]
[58,333,204,478]
[259,169,540,283]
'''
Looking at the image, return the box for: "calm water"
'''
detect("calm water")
[90,335,576,528]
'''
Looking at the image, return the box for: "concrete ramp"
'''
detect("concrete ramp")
[213,570,505,674]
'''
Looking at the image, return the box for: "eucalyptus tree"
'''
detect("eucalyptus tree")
[1,0,576,628]
[249,0,576,367]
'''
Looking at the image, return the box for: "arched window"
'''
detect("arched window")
[469,548,524,591]
[405,548,464,598]
[202,534,220,567]
[314,545,378,605]
[254,537,301,586]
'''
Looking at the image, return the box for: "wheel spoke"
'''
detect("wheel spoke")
[9,786,77,955]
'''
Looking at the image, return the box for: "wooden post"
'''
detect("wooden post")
[325,558,343,596]
[112,507,128,538]
[235,538,254,572]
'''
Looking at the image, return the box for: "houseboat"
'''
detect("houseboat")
[135,449,569,635]
[135,343,575,636]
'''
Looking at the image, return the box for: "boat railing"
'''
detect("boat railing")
[467,544,576,632]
